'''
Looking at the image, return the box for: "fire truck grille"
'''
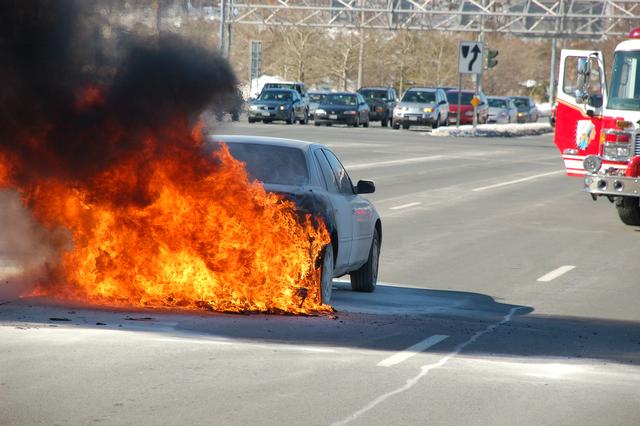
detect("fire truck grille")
[635,133,640,157]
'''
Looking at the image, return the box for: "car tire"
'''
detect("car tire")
[616,197,640,226]
[314,121,321,127]
[392,121,399,130]
[350,229,380,293]
[320,244,334,304]
[363,119,369,128]
[402,123,410,130]
[248,117,255,124]
[432,114,439,129]
[286,110,294,125]
[263,119,272,124]
[381,115,389,127]
[352,117,359,128]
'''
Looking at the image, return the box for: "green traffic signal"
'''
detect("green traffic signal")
[487,49,498,68]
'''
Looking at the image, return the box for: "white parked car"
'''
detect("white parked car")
[487,96,518,123]
[208,135,382,303]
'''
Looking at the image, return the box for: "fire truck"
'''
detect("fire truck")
[554,28,640,225]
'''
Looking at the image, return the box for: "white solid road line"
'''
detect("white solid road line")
[389,202,421,211]
[472,170,564,192]
[345,155,445,170]
[537,265,576,282]
[377,335,448,367]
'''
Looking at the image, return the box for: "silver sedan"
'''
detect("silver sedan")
[208,135,382,304]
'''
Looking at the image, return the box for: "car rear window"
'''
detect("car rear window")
[446,92,474,104]
[402,91,436,103]
[225,143,309,186]
[309,93,327,102]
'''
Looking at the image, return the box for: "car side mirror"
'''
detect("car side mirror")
[356,180,375,194]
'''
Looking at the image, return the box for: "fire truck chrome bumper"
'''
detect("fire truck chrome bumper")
[584,174,640,197]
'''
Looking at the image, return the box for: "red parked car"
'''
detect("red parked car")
[446,90,489,125]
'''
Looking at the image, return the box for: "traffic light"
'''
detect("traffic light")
[486,49,498,69]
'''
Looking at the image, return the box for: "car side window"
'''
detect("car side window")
[322,149,354,195]
[314,150,339,193]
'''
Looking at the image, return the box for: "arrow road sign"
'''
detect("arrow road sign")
[459,42,484,74]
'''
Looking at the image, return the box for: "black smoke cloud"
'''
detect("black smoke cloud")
[0,0,236,185]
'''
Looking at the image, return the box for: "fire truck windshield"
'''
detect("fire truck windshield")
[608,50,640,111]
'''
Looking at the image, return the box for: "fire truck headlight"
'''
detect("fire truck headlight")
[583,155,602,173]
[603,143,631,161]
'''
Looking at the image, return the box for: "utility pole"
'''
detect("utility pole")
[356,0,365,89]
[549,38,557,104]
[226,0,233,58]
[219,0,226,55]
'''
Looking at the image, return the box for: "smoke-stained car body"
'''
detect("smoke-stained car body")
[248,89,309,124]
[208,135,382,304]
[314,92,371,127]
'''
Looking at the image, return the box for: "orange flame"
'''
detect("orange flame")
[5,128,331,314]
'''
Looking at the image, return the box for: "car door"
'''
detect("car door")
[322,148,373,267]
[313,148,352,270]
[554,49,606,176]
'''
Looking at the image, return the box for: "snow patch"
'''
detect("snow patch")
[432,123,553,138]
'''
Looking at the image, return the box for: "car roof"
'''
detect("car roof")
[324,92,357,96]
[264,81,303,85]
[260,88,297,93]
[509,96,530,99]
[446,89,476,94]
[308,90,331,94]
[358,87,391,90]
[488,96,511,100]
[406,87,438,91]
[208,135,321,152]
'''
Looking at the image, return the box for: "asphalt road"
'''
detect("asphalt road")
[1,120,639,426]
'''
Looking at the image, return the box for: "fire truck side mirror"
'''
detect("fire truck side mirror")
[574,89,589,104]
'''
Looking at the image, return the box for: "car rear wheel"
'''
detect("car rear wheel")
[402,124,410,130]
[616,196,640,226]
[320,244,334,304]
[350,229,379,293]
[248,117,255,123]
[363,119,369,128]
[392,122,400,130]
[381,115,389,127]
[314,121,321,127]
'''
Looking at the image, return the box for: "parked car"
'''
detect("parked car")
[487,96,517,124]
[308,91,330,120]
[261,81,310,117]
[509,96,539,123]
[357,87,398,127]
[393,87,449,129]
[248,89,308,124]
[446,90,489,125]
[208,135,382,303]
[314,92,370,127]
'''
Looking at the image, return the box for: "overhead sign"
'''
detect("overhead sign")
[249,40,262,82]
[459,42,484,74]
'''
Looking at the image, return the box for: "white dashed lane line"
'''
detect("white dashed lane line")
[389,202,421,211]
[536,265,576,282]
[377,334,449,367]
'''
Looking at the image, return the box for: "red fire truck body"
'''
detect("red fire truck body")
[554,29,640,225]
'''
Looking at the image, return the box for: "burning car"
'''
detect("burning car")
[209,135,382,304]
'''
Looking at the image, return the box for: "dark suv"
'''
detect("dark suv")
[357,87,398,127]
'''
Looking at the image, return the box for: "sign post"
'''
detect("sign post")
[458,42,484,129]
[249,40,262,97]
